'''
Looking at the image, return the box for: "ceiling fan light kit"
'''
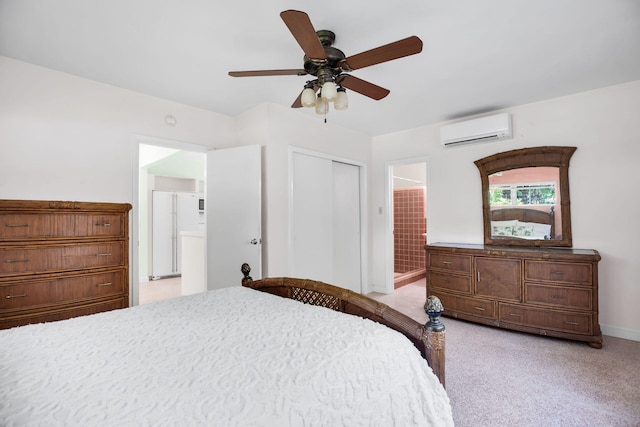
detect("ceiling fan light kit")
[228,10,423,119]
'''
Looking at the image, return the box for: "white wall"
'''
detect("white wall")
[0,56,234,202]
[371,80,640,341]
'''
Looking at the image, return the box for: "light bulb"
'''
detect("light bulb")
[315,96,329,115]
[334,89,348,110]
[321,81,337,101]
[301,87,316,108]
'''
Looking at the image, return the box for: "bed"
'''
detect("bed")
[490,207,555,240]
[0,266,452,426]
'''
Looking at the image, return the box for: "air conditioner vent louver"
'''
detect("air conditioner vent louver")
[440,113,512,147]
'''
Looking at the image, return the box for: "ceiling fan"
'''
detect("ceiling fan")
[228,10,423,113]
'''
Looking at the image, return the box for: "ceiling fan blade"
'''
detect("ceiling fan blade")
[337,75,390,100]
[342,36,423,71]
[291,90,304,108]
[229,69,307,77]
[280,10,327,59]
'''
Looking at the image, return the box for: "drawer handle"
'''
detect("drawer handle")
[552,271,564,275]
[5,259,28,263]
[5,293,28,299]
[5,224,29,227]
[473,307,486,311]
[442,261,452,265]
[565,321,579,325]
[96,253,112,257]
[550,295,564,299]
[95,223,111,227]
[96,282,113,287]
[509,313,523,317]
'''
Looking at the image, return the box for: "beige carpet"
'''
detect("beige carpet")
[369,280,640,426]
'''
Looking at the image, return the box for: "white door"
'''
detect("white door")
[291,153,333,282]
[206,145,262,289]
[332,161,361,291]
[292,152,362,292]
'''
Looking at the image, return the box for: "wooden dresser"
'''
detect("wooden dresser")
[426,243,602,347]
[0,200,132,329]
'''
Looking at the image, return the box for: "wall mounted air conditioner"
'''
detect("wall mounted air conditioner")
[440,113,512,147]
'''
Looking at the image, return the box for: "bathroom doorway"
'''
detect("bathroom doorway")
[390,161,427,289]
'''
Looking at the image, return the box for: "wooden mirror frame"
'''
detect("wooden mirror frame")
[475,146,576,247]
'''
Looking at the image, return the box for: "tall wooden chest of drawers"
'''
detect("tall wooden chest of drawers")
[0,200,132,329]
[426,243,602,347]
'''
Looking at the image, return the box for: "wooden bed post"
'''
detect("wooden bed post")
[424,296,446,388]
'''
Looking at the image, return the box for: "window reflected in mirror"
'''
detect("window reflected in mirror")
[488,167,562,240]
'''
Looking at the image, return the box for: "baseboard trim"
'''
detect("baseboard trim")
[601,324,640,342]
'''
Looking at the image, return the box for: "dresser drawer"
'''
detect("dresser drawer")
[525,261,593,286]
[428,271,472,293]
[0,297,128,329]
[433,292,496,320]
[0,214,52,239]
[0,213,125,241]
[0,269,126,310]
[500,303,592,335]
[525,283,592,310]
[429,253,472,274]
[0,242,124,277]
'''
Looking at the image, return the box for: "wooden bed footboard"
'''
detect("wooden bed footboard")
[240,264,446,387]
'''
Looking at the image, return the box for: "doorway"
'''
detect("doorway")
[388,160,428,290]
[132,136,208,306]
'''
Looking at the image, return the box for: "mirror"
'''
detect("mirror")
[475,146,576,247]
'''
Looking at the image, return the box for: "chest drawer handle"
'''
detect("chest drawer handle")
[5,259,28,263]
[5,293,28,299]
[6,224,29,227]
[565,321,579,325]
[552,271,565,275]
[509,313,523,317]
[96,253,113,257]
[550,295,564,299]
[473,307,486,311]
[442,261,452,265]
[95,223,111,227]
[96,282,113,287]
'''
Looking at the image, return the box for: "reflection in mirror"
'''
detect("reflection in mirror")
[475,146,576,247]
[489,167,562,240]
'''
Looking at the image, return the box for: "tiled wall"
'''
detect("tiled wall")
[393,187,426,274]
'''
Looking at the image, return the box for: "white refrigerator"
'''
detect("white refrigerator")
[151,191,201,278]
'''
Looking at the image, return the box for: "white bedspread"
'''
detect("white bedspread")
[0,287,453,426]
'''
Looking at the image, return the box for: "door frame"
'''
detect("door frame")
[130,134,211,306]
[288,146,368,293]
[385,156,430,293]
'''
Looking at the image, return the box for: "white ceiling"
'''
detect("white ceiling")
[1,0,639,136]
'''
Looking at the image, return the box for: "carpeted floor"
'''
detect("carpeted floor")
[369,280,640,427]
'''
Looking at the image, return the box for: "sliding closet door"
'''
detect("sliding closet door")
[332,161,361,291]
[291,152,361,292]
[292,153,333,283]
